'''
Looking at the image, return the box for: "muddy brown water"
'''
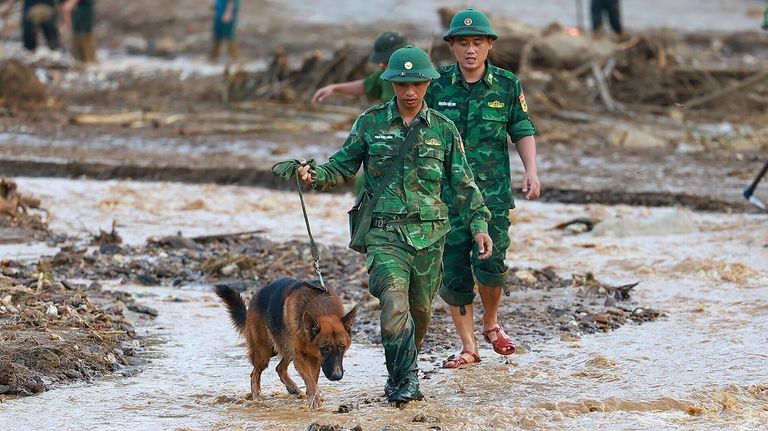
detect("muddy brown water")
[0,177,766,430]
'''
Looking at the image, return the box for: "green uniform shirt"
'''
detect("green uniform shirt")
[313,98,490,250]
[425,62,536,210]
[363,68,395,102]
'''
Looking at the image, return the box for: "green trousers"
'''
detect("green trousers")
[365,225,444,401]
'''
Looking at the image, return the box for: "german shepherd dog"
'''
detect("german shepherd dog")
[214,277,357,408]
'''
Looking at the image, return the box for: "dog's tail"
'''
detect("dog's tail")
[214,284,247,333]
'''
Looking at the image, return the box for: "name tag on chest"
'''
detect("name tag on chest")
[437,101,457,107]
[374,134,395,140]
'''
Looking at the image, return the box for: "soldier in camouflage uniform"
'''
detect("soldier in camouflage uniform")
[424,9,541,368]
[297,46,492,405]
[312,31,409,104]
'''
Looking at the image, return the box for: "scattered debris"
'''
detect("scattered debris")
[0,261,147,396]
[0,178,49,243]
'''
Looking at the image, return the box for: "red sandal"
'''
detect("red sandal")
[442,349,481,369]
[482,326,516,355]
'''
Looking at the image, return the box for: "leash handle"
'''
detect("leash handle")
[296,173,327,291]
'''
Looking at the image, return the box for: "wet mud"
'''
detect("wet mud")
[35,229,663,361]
[0,260,150,397]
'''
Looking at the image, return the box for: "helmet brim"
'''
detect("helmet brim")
[380,70,441,82]
[442,28,498,41]
[369,49,394,64]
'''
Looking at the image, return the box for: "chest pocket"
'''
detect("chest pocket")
[368,142,399,177]
[481,107,509,141]
[417,145,445,182]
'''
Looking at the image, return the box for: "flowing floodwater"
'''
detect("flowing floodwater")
[1,177,767,430]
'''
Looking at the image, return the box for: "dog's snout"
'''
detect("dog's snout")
[322,359,344,381]
[328,367,344,381]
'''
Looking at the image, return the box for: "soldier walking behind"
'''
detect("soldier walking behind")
[293,46,493,406]
[312,31,409,104]
[424,9,541,369]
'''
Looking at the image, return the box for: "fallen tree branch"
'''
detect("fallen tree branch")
[681,69,768,110]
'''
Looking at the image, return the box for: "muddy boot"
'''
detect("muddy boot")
[72,34,86,62]
[226,40,240,62]
[208,40,222,63]
[387,372,422,405]
[384,378,397,397]
[81,33,97,63]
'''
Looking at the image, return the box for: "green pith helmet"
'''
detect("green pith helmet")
[369,31,409,64]
[442,8,498,41]
[380,45,440,82]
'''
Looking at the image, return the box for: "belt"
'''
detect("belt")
[370,215,420,229]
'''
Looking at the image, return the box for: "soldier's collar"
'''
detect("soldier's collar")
[388,98,431,127]
[451,61,494,88]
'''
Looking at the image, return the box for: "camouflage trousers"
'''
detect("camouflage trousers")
[439,209,510,306]
[365,226,445,401]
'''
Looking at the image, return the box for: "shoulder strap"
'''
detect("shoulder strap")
[365,125,418,207]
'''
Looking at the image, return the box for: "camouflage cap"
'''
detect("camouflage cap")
[442,9,498,41]
[380,45,440,82]
[369,31,409,64]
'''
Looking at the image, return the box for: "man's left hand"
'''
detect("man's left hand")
[521,171,540,200]
[474,233,493,260]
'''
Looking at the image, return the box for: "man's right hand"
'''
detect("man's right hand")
[311,85,335,104]
[297,163,314,185]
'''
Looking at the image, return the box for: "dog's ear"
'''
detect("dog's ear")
[303,311,320,339]
[341,304,358,335]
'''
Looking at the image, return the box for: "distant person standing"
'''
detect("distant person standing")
[209,0,239,64]
[590,0,623,37]
[1,0,60,52]
[60,0,96,63]
[762,6,767,30]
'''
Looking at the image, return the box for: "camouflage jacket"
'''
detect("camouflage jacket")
[313,98,490,250]
[425,62,536,210]
[363,68,395,102]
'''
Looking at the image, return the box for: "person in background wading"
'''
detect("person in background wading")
[209,0,239,64]
[293,45,493,406]
[1,0,60,52]
[424,9,541,369]
[60,0,96,63]
[590,0,623,38]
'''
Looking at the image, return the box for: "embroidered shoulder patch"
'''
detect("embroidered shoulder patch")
[519,93,528,113]
[424,138,440,146]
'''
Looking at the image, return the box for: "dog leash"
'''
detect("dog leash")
[295,173,327,292]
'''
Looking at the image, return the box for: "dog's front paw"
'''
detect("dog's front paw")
[307,391,324,409]
[285,383,300,396]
